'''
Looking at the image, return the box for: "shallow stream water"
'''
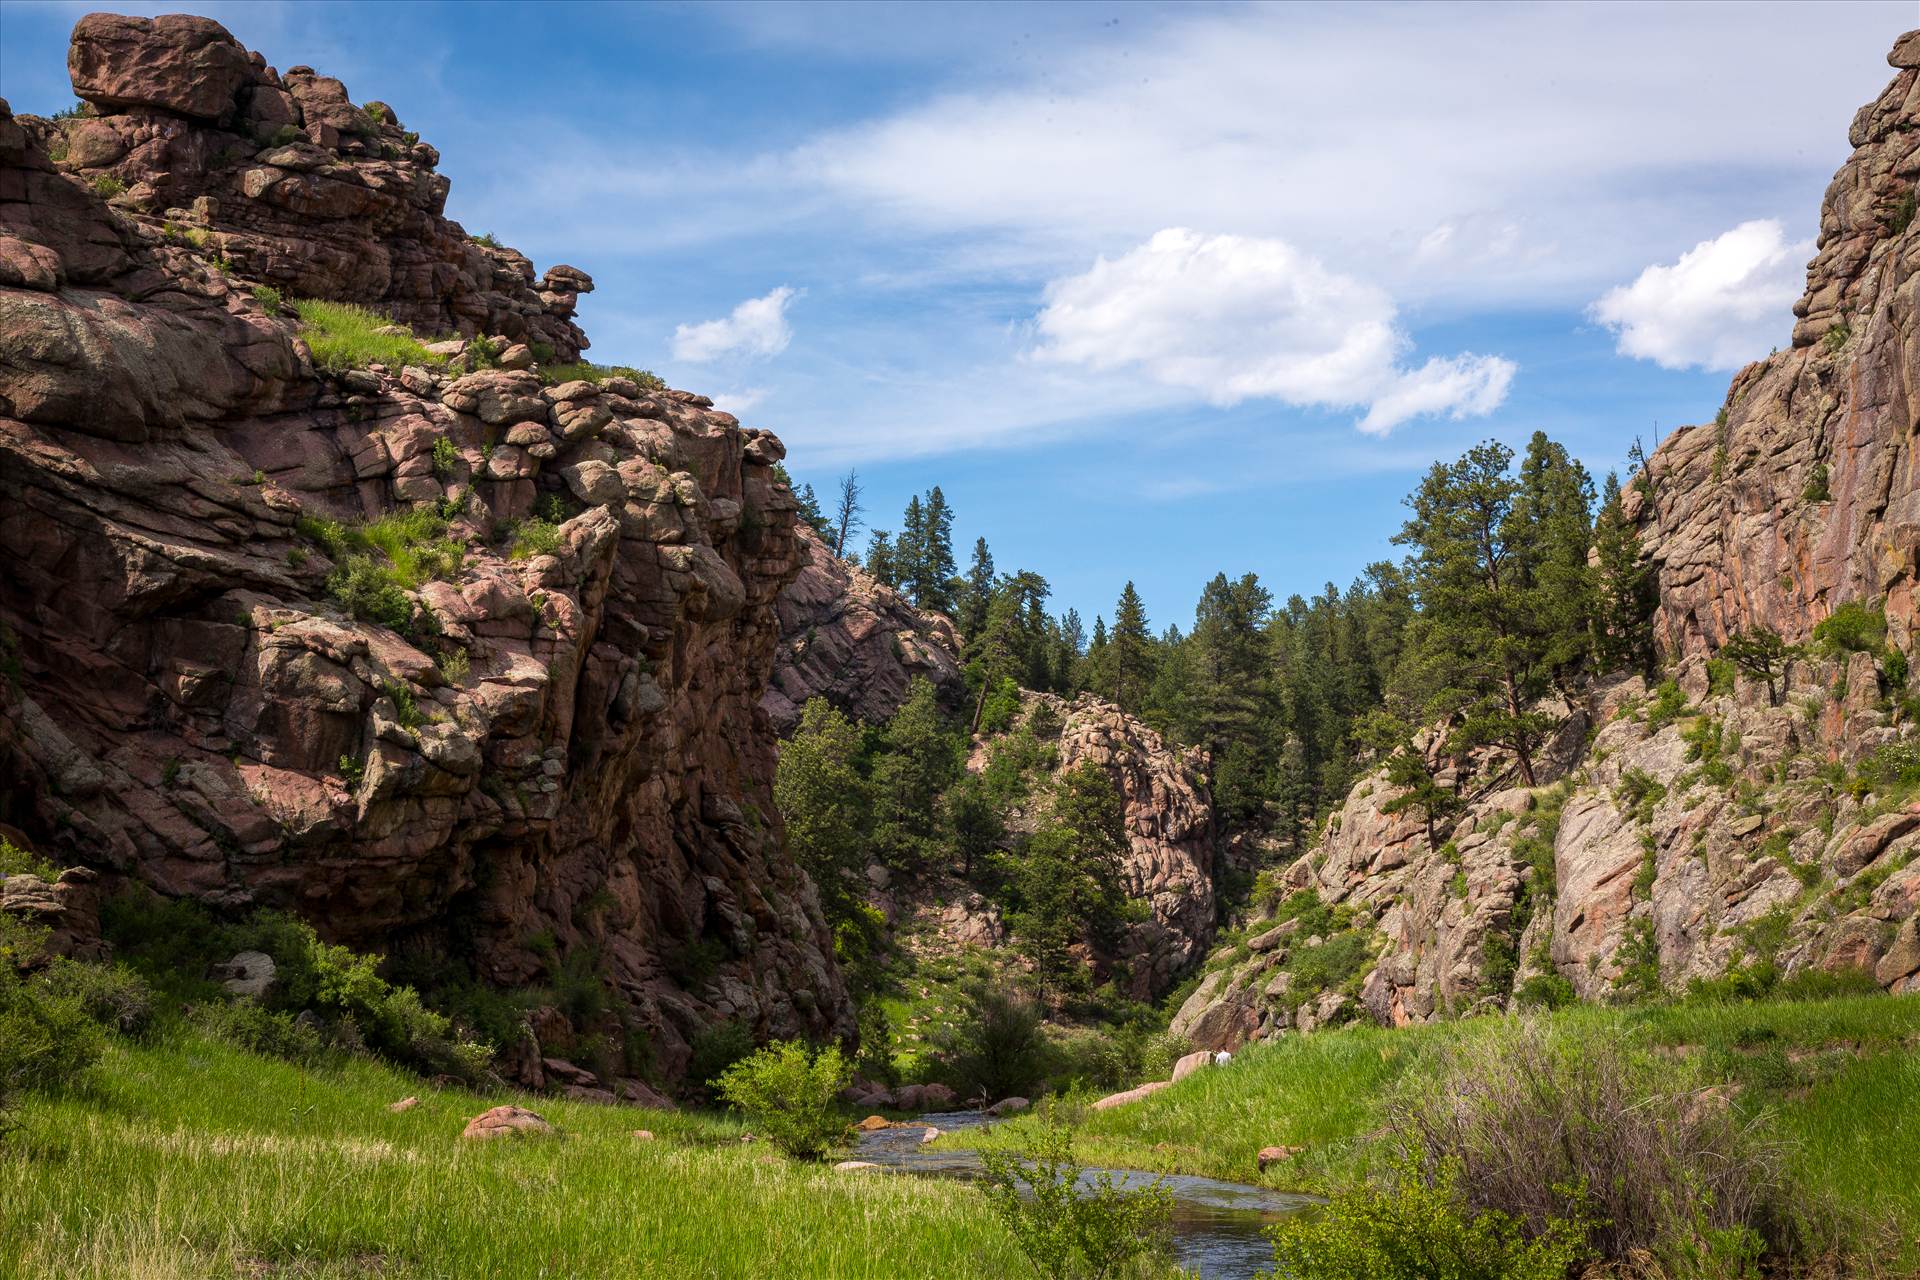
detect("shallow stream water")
[852,1110,1318,1279]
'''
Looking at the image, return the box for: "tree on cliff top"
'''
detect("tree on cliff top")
[1394,437,1592,788]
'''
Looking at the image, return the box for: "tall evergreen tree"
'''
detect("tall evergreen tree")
[897,496,927,600]
[1110,582,1153,712]
[1592,472,1656,673]
[795,483,833,542]
[919,486,958,615]
[959,537,995,641]
[1055,608,1086,694]
[864,530,897,588]
[1514,431,1597,691]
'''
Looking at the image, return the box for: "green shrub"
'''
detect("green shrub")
[1613,768,1667,825]
[327,556,414,631]
[0,838,57,880]
[250,284,285,314]
[470,232,501,248]
[290,299,446,373]
[931,983,1049,1102]
[1803,462,1831,501]
[1812,601,1886,655]
[88,174,126,198]
[36,959,155,1039]
[715,1039,850,1160]
[507,516,563,560]
[1269,1157,1590,1280]
[537,361,666,391]
[1514,972,1576,1011]
[1391,1019,1801,1271]
[1645,679,1690,730]
[980,1106,1173,1280]
[1822,324,1850,355]
[431,435,458,478]
[233,913,490,1080]
[686,1020,755,1098]
[1705,657,1735,697]
[0,974,104,1106]
[191,1000,327,1065]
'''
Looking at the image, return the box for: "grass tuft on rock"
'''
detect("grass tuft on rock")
[290,299,447,373]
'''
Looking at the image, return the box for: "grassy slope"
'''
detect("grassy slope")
[949,994,1920,1264]
[0,1033,1031,1280]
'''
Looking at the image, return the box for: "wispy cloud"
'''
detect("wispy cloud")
[671,286,800,363]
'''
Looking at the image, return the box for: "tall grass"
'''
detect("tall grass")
[291,299,447,374]
[0,1033,1038,1279]
[950,994,1920,1271]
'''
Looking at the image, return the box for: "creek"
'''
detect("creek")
[852,1109,1319,1279]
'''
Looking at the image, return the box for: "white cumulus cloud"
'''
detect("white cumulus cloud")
[671,286,799,363]
[1031,229,1515,434]
[1590,220,1811,370]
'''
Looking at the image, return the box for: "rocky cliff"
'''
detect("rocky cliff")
[1172,33,1920,1051]
[1641,31,1920,656]
[0,13,850,1081]
[765,525,964,733]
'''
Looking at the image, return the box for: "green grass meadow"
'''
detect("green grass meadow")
[950,994,1920,1269]
[0,1033,1030,1280]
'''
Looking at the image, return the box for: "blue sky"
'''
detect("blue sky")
[3,0,1913,630]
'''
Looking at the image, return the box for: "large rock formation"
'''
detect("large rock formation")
[1640,33,1920,656]
[1051,694,1217,997]
[0,14,850,1079]
[1174,34,1920,1049]
[765,525,963,733]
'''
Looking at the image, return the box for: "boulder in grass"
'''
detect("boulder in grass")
[985,1096,1029,1117]
[461,1105,555,1140]
[834,1161,880,1172]
[854,1114,892,1132]
[1090,1081,1170,1111]
[387,1096,418,1113]
[1171,1049,1212,1082]
[1257,1145,1301,1171]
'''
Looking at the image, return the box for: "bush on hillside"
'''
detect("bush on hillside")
[36,958,154,1039]
[1389,1019,1805,1272]
[1268,1157,1591,1280]
[0,969,104,1117]
[715,1039,850,1160]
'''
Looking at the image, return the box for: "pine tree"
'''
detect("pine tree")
[897,496,926,603]
[959,537,995,641]
[869,679,962,868]
[1394,439,1556,788]
[1592,472,1656,673]
[775,699,871,925]
[919,486,958,615]
[1055,608,1086,693]
[864,530,897,587]
[1110,582,1153,712]
[1514,431,1597,691]
[795,483,833,542]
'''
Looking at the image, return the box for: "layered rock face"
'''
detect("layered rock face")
[7,12,592,357]
[1173,36,1920,1050]
[0,14,850,1078]
[1639,34,1920,656]
[765,526,964,733]
[1050,694,1217,997]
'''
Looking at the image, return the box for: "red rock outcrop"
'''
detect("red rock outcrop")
[765,525,964,733]
[1638,34,1920,656]
[0,15,850,1079]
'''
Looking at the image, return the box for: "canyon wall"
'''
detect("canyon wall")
[0,13,850,1080]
